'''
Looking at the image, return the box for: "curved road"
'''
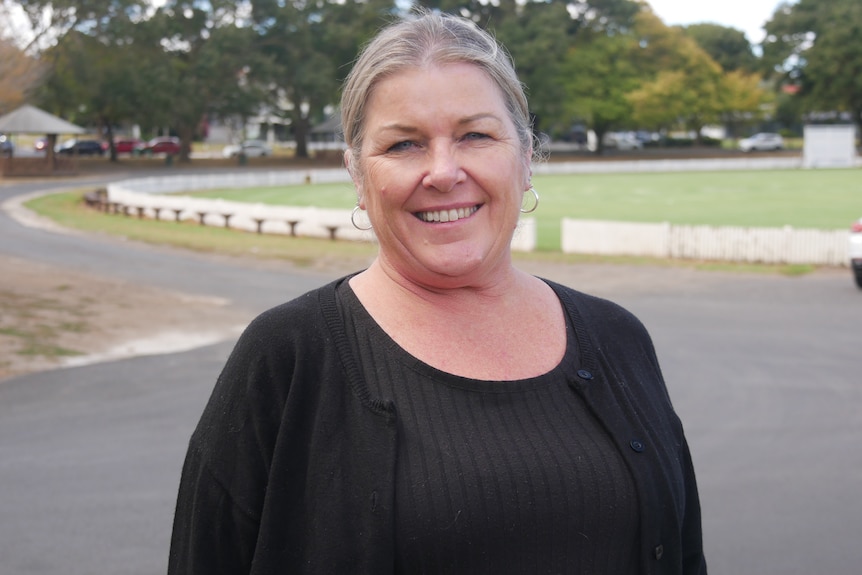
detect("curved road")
[1,171,861,574]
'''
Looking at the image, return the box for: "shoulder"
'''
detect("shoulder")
[189,277,349,476]
[198,277,347,431]
[543,278,664,375]
[234,276,345,361]
[544,279,649,338]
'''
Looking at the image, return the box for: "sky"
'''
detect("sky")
[646,0,789,43]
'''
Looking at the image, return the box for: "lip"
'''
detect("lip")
[413,203,483,223]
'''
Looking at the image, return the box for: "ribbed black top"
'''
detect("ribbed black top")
[337,281,640,574]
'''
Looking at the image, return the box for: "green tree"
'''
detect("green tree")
[409,0,643,136]
[8,0,147,50]
[763,0,862,134]
[132,1,271,162]
[251,0,392,158]
[627,10,768,143]
[37,24,156,160]
[559,32,641,154]
[683,23,759,73]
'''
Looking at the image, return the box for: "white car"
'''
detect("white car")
[603,132,643,150]
[850,218,862,289]
[738,132,784,152]
[222,140,272,158]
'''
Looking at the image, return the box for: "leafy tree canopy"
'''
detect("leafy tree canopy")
[682,22,759,73]
[762,0,862,130]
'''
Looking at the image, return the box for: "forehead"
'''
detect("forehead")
[366,62,509,120]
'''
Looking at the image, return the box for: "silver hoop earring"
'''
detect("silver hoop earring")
[521,187,539,214]
[351,205,373,231]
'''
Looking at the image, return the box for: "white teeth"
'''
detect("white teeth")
[417,206,478,223]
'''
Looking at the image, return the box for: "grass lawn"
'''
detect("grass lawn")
[186,168,862,251]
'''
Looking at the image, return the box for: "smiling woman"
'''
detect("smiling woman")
[168,11,707,575]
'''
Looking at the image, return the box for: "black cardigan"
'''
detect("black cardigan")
[168,276,706,574]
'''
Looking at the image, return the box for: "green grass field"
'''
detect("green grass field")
[186,168,862,251]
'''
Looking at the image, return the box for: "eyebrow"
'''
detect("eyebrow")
[377,113,504,134]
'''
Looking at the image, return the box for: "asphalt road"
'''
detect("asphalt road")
[1,173,861,574]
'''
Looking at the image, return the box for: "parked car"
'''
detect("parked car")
[738,132,784,152]
[603,132,643,150]
[136,136,181,155]
[34,137,49,152]
[0,133,13,156]
[55,138,105,156]
[0,134,15,158]
[110,137,143,154]
[222,139,272,158]
[850,218,862,289]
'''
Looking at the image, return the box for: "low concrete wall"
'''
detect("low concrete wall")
[562,219,850,266]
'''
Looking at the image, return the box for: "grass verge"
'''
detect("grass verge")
[25,188,827,277]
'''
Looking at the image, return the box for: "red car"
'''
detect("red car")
[111,138,143,154]
[136,136,181,155]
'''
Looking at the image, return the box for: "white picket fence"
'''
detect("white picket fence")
[562,219,850,266]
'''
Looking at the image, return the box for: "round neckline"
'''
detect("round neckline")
[337,277,580,392]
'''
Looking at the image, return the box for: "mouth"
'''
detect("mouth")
[414,205,481,223]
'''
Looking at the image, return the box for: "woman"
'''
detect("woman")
[168,11,706,574]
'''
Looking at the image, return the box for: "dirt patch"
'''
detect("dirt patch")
[0,254,249,381]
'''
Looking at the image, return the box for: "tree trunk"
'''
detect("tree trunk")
[294,115,310,159]
[178,126,195,163]
[105,121,117,162]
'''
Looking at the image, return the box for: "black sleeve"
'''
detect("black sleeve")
[167,305,297,575]
[167,443,260,575]
[680,436,708,574]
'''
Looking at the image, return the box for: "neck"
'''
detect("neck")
[356,256,522,311]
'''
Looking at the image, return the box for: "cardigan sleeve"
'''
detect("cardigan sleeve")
[167,442,260,575]
[680,436,707,574]
[167,302,303,575]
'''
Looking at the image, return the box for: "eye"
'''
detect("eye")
[463,132,490,141]
[387,140,416,153]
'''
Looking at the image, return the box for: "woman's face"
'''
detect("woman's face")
[352,62,531,288]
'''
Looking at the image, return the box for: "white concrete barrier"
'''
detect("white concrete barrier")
[562,219,849,266]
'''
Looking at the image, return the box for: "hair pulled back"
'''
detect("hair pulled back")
[341,11,532,173]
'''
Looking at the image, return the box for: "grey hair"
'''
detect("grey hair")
[340,11,533,175]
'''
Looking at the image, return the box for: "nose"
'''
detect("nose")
[421,139,465,192]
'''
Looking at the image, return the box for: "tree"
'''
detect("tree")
[0,37,45,113]
[559,32,641,154]
[36,27,151,159]
[763,0,862,135]
[7,0,148,50]
[250,0,392,158]
[683,23,759,73]
[719,70,773,136]
[130,1,272,162]
[627,10,768,143]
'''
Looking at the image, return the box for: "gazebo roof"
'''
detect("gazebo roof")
[0,104,86,135]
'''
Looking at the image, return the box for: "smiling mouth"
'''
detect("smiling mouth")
[415,205,481,223]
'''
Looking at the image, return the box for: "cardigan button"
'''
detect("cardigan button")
[654,544,664,560]
[576,369,593,380]
[630,439,645,453]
